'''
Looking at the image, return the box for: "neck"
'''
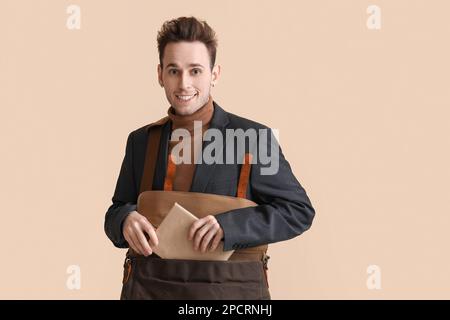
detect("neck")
[167,95,214,131]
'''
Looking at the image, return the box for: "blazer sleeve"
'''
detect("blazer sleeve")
[104,132,138,248]
[215,130,316,251]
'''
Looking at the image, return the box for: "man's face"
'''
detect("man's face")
[158,41,220,116]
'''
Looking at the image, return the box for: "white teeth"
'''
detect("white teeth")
[176,94,196,101]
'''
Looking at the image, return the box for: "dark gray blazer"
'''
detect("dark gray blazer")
[104,101,315,251]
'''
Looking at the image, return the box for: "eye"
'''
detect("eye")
[168,69,178,75]
[191,68,202,75]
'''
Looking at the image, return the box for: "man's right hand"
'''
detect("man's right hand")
[123,211,158,257]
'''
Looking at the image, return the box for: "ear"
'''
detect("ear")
[211,64,221,86]
[157,64,163,87]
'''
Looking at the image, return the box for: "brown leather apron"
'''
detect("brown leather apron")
[120,118,271,300]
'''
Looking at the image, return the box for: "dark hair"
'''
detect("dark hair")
[157,16,218,70]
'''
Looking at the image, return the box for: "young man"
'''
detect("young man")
[104,16,315,299]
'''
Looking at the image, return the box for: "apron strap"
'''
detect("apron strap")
[139,118,168,193]
[163,154,176,191]
[236,153,253,199]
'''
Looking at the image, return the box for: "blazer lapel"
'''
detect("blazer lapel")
[190,101,230,193]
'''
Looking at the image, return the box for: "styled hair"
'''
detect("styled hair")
[157,16,218,70]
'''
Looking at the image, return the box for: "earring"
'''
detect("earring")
[211,83,215,87]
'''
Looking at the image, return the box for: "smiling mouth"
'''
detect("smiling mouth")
[175,93,198,102]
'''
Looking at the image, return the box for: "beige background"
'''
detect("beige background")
[1,0,449,299]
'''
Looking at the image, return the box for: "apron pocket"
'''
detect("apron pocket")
[121,255,270,300]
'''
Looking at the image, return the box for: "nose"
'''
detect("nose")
[179,71,192,90]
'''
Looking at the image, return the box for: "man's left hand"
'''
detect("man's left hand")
[188,215,224,252]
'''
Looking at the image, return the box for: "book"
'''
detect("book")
[153,202,234,261]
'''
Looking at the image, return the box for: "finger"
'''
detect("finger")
[129,229,146,256]
[143,220,159,248]
[194,222,213,251]
[200,224,220,253]
[188,218,207,241]
[209,230,223,251]
[126,232,142,255]
[124,227,140,254]
[135,228,153,256]
[128,233,142,255]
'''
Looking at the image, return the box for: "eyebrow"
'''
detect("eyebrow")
[165,63,205,69]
